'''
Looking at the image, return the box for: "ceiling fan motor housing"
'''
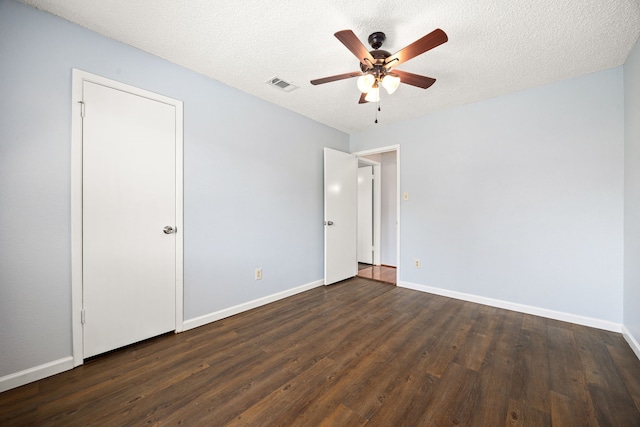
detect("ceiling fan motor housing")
[360,49,392,74]
[360,32,392,75]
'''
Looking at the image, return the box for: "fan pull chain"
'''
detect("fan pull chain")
[375,101,381,124]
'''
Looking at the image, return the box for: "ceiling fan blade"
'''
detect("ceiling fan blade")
[358,92,368,104]
[394,70,436,89]
[385,29,448,68]
[334,30,376,68]
[310,71,362,85]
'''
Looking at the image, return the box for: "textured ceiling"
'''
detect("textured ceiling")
[20,0,640,133]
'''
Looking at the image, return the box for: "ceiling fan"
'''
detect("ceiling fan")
[310,29,448,104]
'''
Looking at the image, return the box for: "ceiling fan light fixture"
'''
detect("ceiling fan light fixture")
[364,85,380,102]
[310,28,448,106]
[357,74,375,93]
[381,74,401,94]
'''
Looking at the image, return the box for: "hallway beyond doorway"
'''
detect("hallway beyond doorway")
[357,263,396,285]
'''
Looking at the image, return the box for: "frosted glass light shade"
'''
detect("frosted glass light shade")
[364,86,380,102]
[381,75,401,94]
[357,74,375,93]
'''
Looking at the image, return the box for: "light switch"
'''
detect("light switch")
[403,192,409,201]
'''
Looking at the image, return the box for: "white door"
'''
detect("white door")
[82,81,177,358]
[357,166,374,264]
[324,148,358,285]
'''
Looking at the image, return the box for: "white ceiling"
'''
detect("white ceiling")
[21,0,640,134]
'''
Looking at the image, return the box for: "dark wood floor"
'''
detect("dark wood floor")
[357,264,396,285]
[2,277,640,426]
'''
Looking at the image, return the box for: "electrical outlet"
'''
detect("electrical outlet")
[255,268,262,280]
[414,259,421,268]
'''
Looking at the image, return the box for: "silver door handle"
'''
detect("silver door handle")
[325,221,334,226]
[163,226,176,234]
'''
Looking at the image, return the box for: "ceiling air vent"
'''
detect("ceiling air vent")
[267,77,298,92]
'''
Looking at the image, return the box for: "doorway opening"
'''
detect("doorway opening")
[354,145,399,286]
[323,145,399,286]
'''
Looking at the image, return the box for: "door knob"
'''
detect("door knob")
[163,226,176,234]
[325,221,334,226]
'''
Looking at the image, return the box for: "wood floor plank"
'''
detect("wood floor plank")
[607,344,640,413]
[35,332,183,400]
[317,403,368,427]
[294,346,398,421]
[521,312,547,333]
[365,371,440,427]
[35,348,202,424]
[547,324,587,399]
[572,323,640,424]
[510,326,551,414]
[146,349,297,425]
[417,362,479,426]
[339,318,435,419]
[550,390,595,427]
[323,290,439,367]
[391,297,471,379]
[286,318,427,424]
[419,301,479,378]
[588,383,640,426]
[1,277,639,426]
[547,325,599,425]
[454,305,500,372]
[225,357,339,426]
[505,399,551,426]
[467,310,523,427]
[573,324,624,390]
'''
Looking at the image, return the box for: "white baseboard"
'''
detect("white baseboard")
[183,279,325,331]
[399,281,622,333]
[0,356,74,393]
[622,325,640,361]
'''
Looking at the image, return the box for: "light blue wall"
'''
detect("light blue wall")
[0,0,348,378]
[351,69,625,323]
[624,37,640,346]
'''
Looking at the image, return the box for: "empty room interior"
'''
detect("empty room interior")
[1,0,640,424]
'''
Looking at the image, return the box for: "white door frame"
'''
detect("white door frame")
[70,69,184,366]
[353,144,400,278]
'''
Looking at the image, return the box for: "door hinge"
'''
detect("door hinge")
[78,100,85,118]
[81,309,86,324]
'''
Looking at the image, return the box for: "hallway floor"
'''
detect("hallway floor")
[357,263,396,285]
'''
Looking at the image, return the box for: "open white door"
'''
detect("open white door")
[324,148,358,285]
